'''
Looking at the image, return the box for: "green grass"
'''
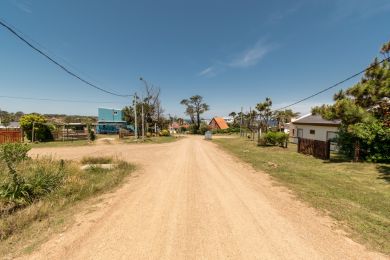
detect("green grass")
[28,139,92,148]
[0,156,135,257]
[213,137,390,255]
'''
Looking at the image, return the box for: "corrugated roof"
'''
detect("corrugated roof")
[210,117,229,129]
[293,114,341,126]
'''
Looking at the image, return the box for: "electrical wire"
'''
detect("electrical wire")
[274,57,390,111]
[0,95,128,104]
[0,18,132,97]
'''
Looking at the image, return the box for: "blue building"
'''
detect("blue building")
[96,108,127,134]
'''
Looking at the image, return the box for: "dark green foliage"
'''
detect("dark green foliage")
[87,124,96,141]
[258,131,289,147]
[211,127,240,134]
[313,41,390,162]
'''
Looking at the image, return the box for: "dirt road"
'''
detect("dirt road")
[27,136,385,259]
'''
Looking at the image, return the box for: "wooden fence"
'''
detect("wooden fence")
[0,129,23,144]
[297,138,330,160]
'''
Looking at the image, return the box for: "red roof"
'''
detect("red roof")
[210,117,229,130]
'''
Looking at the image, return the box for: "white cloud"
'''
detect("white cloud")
[198,39,276,77]
[198,66,216,77]
[229,40,274,68]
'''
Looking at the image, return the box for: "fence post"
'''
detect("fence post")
[326,140,330,160]
[297,137,300,153]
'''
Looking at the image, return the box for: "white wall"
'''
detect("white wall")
[290,124,339,143]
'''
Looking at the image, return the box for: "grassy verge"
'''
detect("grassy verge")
[0,156,135,257]
[213,137,390,255]
[27,139,92,148]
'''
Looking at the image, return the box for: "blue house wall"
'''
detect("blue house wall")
[98,108,124,122]
[96,108,127,134]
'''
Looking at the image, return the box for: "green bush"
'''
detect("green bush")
[87,125,96,141]
[259,131,289,147]
[159,129,170,136]
[19,114,53,142]
[188,124,198,134]
[199,123,211,135]
[0,147,65,206]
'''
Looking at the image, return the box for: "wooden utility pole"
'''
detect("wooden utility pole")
[134,93,138,139]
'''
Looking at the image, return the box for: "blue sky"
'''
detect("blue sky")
[1,0,389,118]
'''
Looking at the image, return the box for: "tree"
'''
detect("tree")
[255,97,273,133]
[312,41,390,162]
[19,114,53,142]
[273,109,300,131]
[228,112,238,126]
[180,95,209,130]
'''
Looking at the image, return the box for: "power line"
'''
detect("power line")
[0,95,128,104]
[274,57,390,111]
[0,18,131,98]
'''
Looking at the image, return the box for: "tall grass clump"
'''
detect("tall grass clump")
[81,156,113,165]
[0,147,135,253]
[0,143,65,207]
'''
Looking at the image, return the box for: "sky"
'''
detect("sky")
[0,0,389,118]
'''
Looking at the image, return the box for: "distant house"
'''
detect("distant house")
[290,114,341,144]
[96,108,127,134]
[209,117,229,130]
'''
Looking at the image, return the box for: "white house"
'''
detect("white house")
[290,114,341,144]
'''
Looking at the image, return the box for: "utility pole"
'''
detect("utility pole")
[139,77,148,141]
[240,106,243,137]
[133,93,138,139]
[141,94,145,141]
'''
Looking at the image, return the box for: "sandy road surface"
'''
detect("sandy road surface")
[26,136,385,259]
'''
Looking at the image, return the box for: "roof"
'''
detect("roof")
[210,117,229,129]
[292,114,341,126]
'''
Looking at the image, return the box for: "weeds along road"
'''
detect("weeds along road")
[27,136,385,260]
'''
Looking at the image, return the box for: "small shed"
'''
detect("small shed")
[209,117,229,130]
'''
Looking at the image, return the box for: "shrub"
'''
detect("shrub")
[0,151,65,206]
[259,131,289,147]
[19,114,53,142]
[199,124,211,135]
[188,124,198,134]
[159,129,170,136]
[87,125,96,141]
[146,132,152,138]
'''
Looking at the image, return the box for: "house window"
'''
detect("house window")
[297,128,303,138]
[114,111,118,115]
[327,131,338,141]
[310,129,315,135]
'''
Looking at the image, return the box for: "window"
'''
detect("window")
[327,131,338,141]
[310,129,315,135]
[114,111,118,115]
[297,128,303,138]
